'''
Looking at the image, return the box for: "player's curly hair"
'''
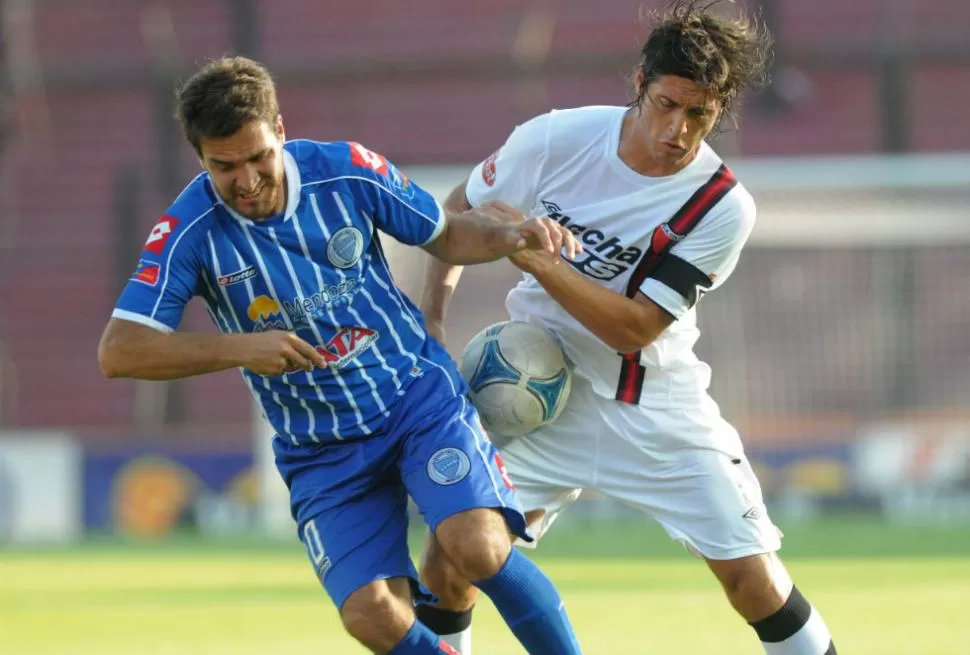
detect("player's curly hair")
[632,0,773,128]
[174,56,280,153]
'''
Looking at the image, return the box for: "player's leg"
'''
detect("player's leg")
[418,487,582,651]
[417,530,478,653]
[698,455,836,654]
[594,404,836,654]
[416,371,591,653]
[341,577,455,654]
[397,363,584,654]
[274,436,456,654]
[706,551,835,655]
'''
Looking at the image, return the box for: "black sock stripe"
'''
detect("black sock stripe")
[416,605,473,635]
[750,586,813,643]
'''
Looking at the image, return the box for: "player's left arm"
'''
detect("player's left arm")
[515,189,756,353]
[344,142,578,266]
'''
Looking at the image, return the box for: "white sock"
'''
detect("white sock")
[439,627,472,654]
[752,587,835,655]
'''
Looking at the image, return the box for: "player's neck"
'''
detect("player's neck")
[274,172,289,216]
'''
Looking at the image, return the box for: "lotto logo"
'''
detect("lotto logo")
[349,142,388,176]
[144,216,180,255]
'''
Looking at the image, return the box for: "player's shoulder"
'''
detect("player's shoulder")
[510,105,620,143]
[143,174,220,259]
[547,104,625,130]
[696,142,756,228]
[284,139,396,184]
[284,138,419,204]
[537,105,626,166]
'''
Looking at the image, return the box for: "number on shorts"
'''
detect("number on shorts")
[303,519,331,576]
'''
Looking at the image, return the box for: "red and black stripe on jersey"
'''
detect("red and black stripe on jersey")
[614,164,738,405]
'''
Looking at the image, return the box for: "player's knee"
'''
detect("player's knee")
[340,580,413,647]
[420,534,478,609]
[435,508,512,582]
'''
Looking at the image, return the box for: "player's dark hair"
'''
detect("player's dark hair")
[174,56,280,153]
[631,0,773,128]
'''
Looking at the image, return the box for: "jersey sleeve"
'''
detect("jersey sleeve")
[464,112,551,214]
[112,212,205,332]
[342,141,445,246]
[639,187,756,319]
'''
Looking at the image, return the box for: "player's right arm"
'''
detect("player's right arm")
[420,113,551,343]
[98,321,323,380]
[98,211,324,380]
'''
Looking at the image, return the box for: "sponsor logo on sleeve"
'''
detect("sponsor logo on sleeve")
[349,142,389,176]
[481,151,498,187]
[144,215,180,255]
[132,260,161,286]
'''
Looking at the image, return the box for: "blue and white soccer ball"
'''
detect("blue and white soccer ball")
[459,321,572,440]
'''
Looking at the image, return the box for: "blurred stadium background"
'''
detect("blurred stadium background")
[1,0,969,653]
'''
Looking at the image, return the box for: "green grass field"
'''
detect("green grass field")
[3,519,969,654]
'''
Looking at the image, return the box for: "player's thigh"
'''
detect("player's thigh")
[597,418,782,560]
[274,438,427,610]
[492,376,603,543]
[497,431,587,546]
[394,365,531,543]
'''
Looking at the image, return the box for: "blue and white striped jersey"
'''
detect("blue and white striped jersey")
[113,139,452,445]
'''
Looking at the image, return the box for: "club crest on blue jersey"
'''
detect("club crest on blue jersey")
[427,448,471,486]
[327,226,364,268]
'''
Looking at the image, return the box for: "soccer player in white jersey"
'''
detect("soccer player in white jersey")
[97,57,587,655]
[417,2,837,654]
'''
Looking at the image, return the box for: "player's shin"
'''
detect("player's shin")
[415,606,474,655]
[749,586,836,655]
[473,548,583,655]
[388,619,463,655]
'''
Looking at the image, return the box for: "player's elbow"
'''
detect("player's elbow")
[97,323,141,379]
[611,332,652,355]
[97,332,128,379]
[610,308,672,353]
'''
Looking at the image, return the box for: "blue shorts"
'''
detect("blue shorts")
[273,360,529,609]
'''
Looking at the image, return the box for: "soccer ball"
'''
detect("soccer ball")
[459,321,572,439]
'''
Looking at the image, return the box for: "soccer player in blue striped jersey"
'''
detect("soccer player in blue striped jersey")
[98,56,584,655]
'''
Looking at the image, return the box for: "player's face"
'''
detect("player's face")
[199,117,287,220]
[629,74,720,174]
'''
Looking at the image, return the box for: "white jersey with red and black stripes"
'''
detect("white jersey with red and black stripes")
[464,105,756,409]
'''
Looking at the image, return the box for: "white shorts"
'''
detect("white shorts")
[499,375,783,560]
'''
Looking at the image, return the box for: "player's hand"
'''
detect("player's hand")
[508,216,582,274]
[515,216,582,261]
[237,330,326,376]
[473,200,582,263]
